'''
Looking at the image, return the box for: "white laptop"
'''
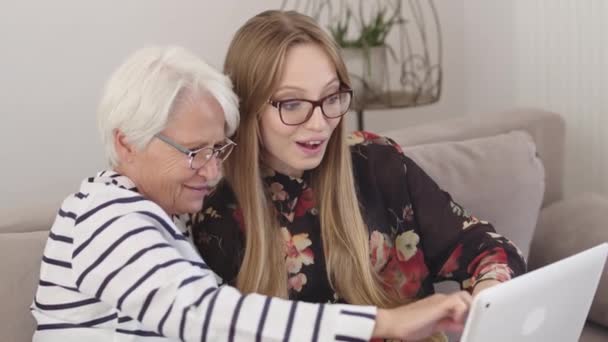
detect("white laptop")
[460,243,608,342]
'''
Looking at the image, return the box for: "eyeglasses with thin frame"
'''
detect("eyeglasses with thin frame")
[268,88,353,126]
[154,134,236,170]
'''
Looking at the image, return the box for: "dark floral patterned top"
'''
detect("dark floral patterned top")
[191,131,526,304]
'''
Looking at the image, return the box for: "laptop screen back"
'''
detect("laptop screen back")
[460,243,607,342]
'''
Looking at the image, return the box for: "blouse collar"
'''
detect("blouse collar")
[262,166,311,220]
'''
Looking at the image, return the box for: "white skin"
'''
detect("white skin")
[260,42,342,178]
[114,91,224,215]
[260,43,490,338]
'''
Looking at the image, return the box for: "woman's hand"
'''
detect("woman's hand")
[372,291,472,340]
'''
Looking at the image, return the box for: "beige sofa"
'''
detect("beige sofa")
[1,108,606,341]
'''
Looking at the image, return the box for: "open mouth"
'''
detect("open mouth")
[296,140,324,150]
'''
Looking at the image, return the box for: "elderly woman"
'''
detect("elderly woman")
[30,46,472,341]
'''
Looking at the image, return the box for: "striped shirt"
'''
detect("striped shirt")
[31,171,377,341]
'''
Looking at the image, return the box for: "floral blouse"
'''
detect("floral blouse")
[191,131,526,304]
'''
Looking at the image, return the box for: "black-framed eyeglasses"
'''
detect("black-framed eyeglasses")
[154,134,236,170]
[268,88,353,126]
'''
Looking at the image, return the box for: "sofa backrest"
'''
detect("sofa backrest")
[0,230,47,342]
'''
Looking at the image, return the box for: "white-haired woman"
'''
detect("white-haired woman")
[31,46,472,342]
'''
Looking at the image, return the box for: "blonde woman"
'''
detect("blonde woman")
[192,10,525,341]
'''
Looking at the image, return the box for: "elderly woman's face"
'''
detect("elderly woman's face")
[130,92,225,215]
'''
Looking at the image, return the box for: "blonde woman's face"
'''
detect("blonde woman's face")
[260,43,342,178]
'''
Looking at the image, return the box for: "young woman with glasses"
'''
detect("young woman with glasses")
[191,11,526,341]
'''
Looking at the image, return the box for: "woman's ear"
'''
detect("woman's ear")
[113,129,135,163]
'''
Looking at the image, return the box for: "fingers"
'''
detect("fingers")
[444,291,472,324]
[379,292,473,340]
[438,318,466,333]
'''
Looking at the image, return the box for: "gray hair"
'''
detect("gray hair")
[97,46,239,167]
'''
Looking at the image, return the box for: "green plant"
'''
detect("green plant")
[328,1,401,48]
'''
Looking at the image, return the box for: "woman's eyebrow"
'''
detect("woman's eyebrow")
[274,77,341,97]
[322,77,340,89]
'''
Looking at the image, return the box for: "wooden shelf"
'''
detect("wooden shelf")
[351,90,440,131]
[352,90,439,112]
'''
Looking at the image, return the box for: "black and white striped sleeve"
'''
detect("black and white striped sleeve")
[71,211,377,341]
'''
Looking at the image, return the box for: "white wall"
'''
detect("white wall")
[0,0,283,226]
[514,0,608,196]
[0,0,466,227]
[463,0,517,115]
[462,1,608,197]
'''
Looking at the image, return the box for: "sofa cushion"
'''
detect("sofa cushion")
[383,109,565,208]
[401,130,545,258]
[0,204,56,234]
[529,193,608,328]
[0,230,48,342]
